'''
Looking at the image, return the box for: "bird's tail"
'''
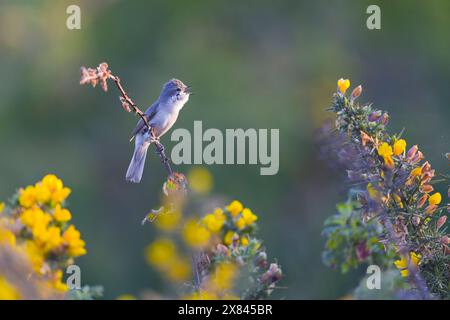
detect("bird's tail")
[126,143,150,183]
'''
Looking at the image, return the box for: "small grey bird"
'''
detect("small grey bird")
[126,79,191,183]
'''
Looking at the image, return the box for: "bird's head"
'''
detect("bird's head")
[160,78,191,105]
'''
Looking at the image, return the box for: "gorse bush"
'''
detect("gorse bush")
[322,79,449,299]
[0,175,88,299]
[143,167,282,300]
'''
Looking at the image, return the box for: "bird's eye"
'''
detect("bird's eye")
[176,88,181,92]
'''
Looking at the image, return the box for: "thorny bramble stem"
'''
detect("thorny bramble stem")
[80,63,173,176]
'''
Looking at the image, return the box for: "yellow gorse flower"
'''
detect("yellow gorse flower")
[154,208,182,231]
[145,238,191,282]
[210,262,238,291]
[182,219,210,248]
[62,225,87,257]
[19,175,71,208]
[394,252,421,277]
[0,202,5,214]
[187,167,213,195]
[410,167,422,177]
[0,276,21,300]
[377,142,394,168]
[53,205,72,223]
[242,208,258,225]
[393,139,406,156]
[145,238,177,268]
[0,228,16,247]
[428,192,442,206]
[337,78,350,94]
[224,231,237,246]
[203,208,225,233]
[226,200,243,217]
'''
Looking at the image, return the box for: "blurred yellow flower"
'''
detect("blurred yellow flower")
[394,252,421,277]
[187,167,213,195]
[224,231,237,246]
[210,262,238,291]
[43,226,64,252]
[154,208,182,231]
[203,208,225,233]
[242,208,258,225]
[19,186,37,208]
[53,205,72,223]
[428,192,442,206]
[226,200,243,217]
[62,225,86,257]
[117,294,137,300]
[34,183,51,203]
[241,236,249,247]
[41,174,71,205]
[0,276,21,300]
[145,238,177,268]
[0,228,16,247]
[393,139,406,156]
[235,217,246,230]
[184,291,218,300]
[366,183,380,200]
[22,240,45,274]
[0,202,5,214]
[50,270,68,292]
[337,78,350,94]
[183,219,210,248]
[410,167,422,177]
[20,207,52,238]
[167,257,191,282]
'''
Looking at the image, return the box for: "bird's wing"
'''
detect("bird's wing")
[129,101,159,141]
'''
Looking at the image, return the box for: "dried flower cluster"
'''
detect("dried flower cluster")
[0,175,88,299]
[322,79,449,299]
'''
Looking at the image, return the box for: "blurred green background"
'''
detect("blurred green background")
[0,0,449,299]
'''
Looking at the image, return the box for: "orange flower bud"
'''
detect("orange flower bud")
[351,85,362,99]
[420,184,434,194]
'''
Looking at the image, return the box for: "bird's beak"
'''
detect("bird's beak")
[185,85,192,94]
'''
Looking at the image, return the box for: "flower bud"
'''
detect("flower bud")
[421,161,431,173]
[261,263,283,284]
[351,85,362,100]
[254,251,268,268]
[441,236,450,245]
[407,145,418,161]
[379,113,389,126]
[410,151,424,164]
[368,110,382,122]
[437,216,447,230]
[420,184,434,194]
